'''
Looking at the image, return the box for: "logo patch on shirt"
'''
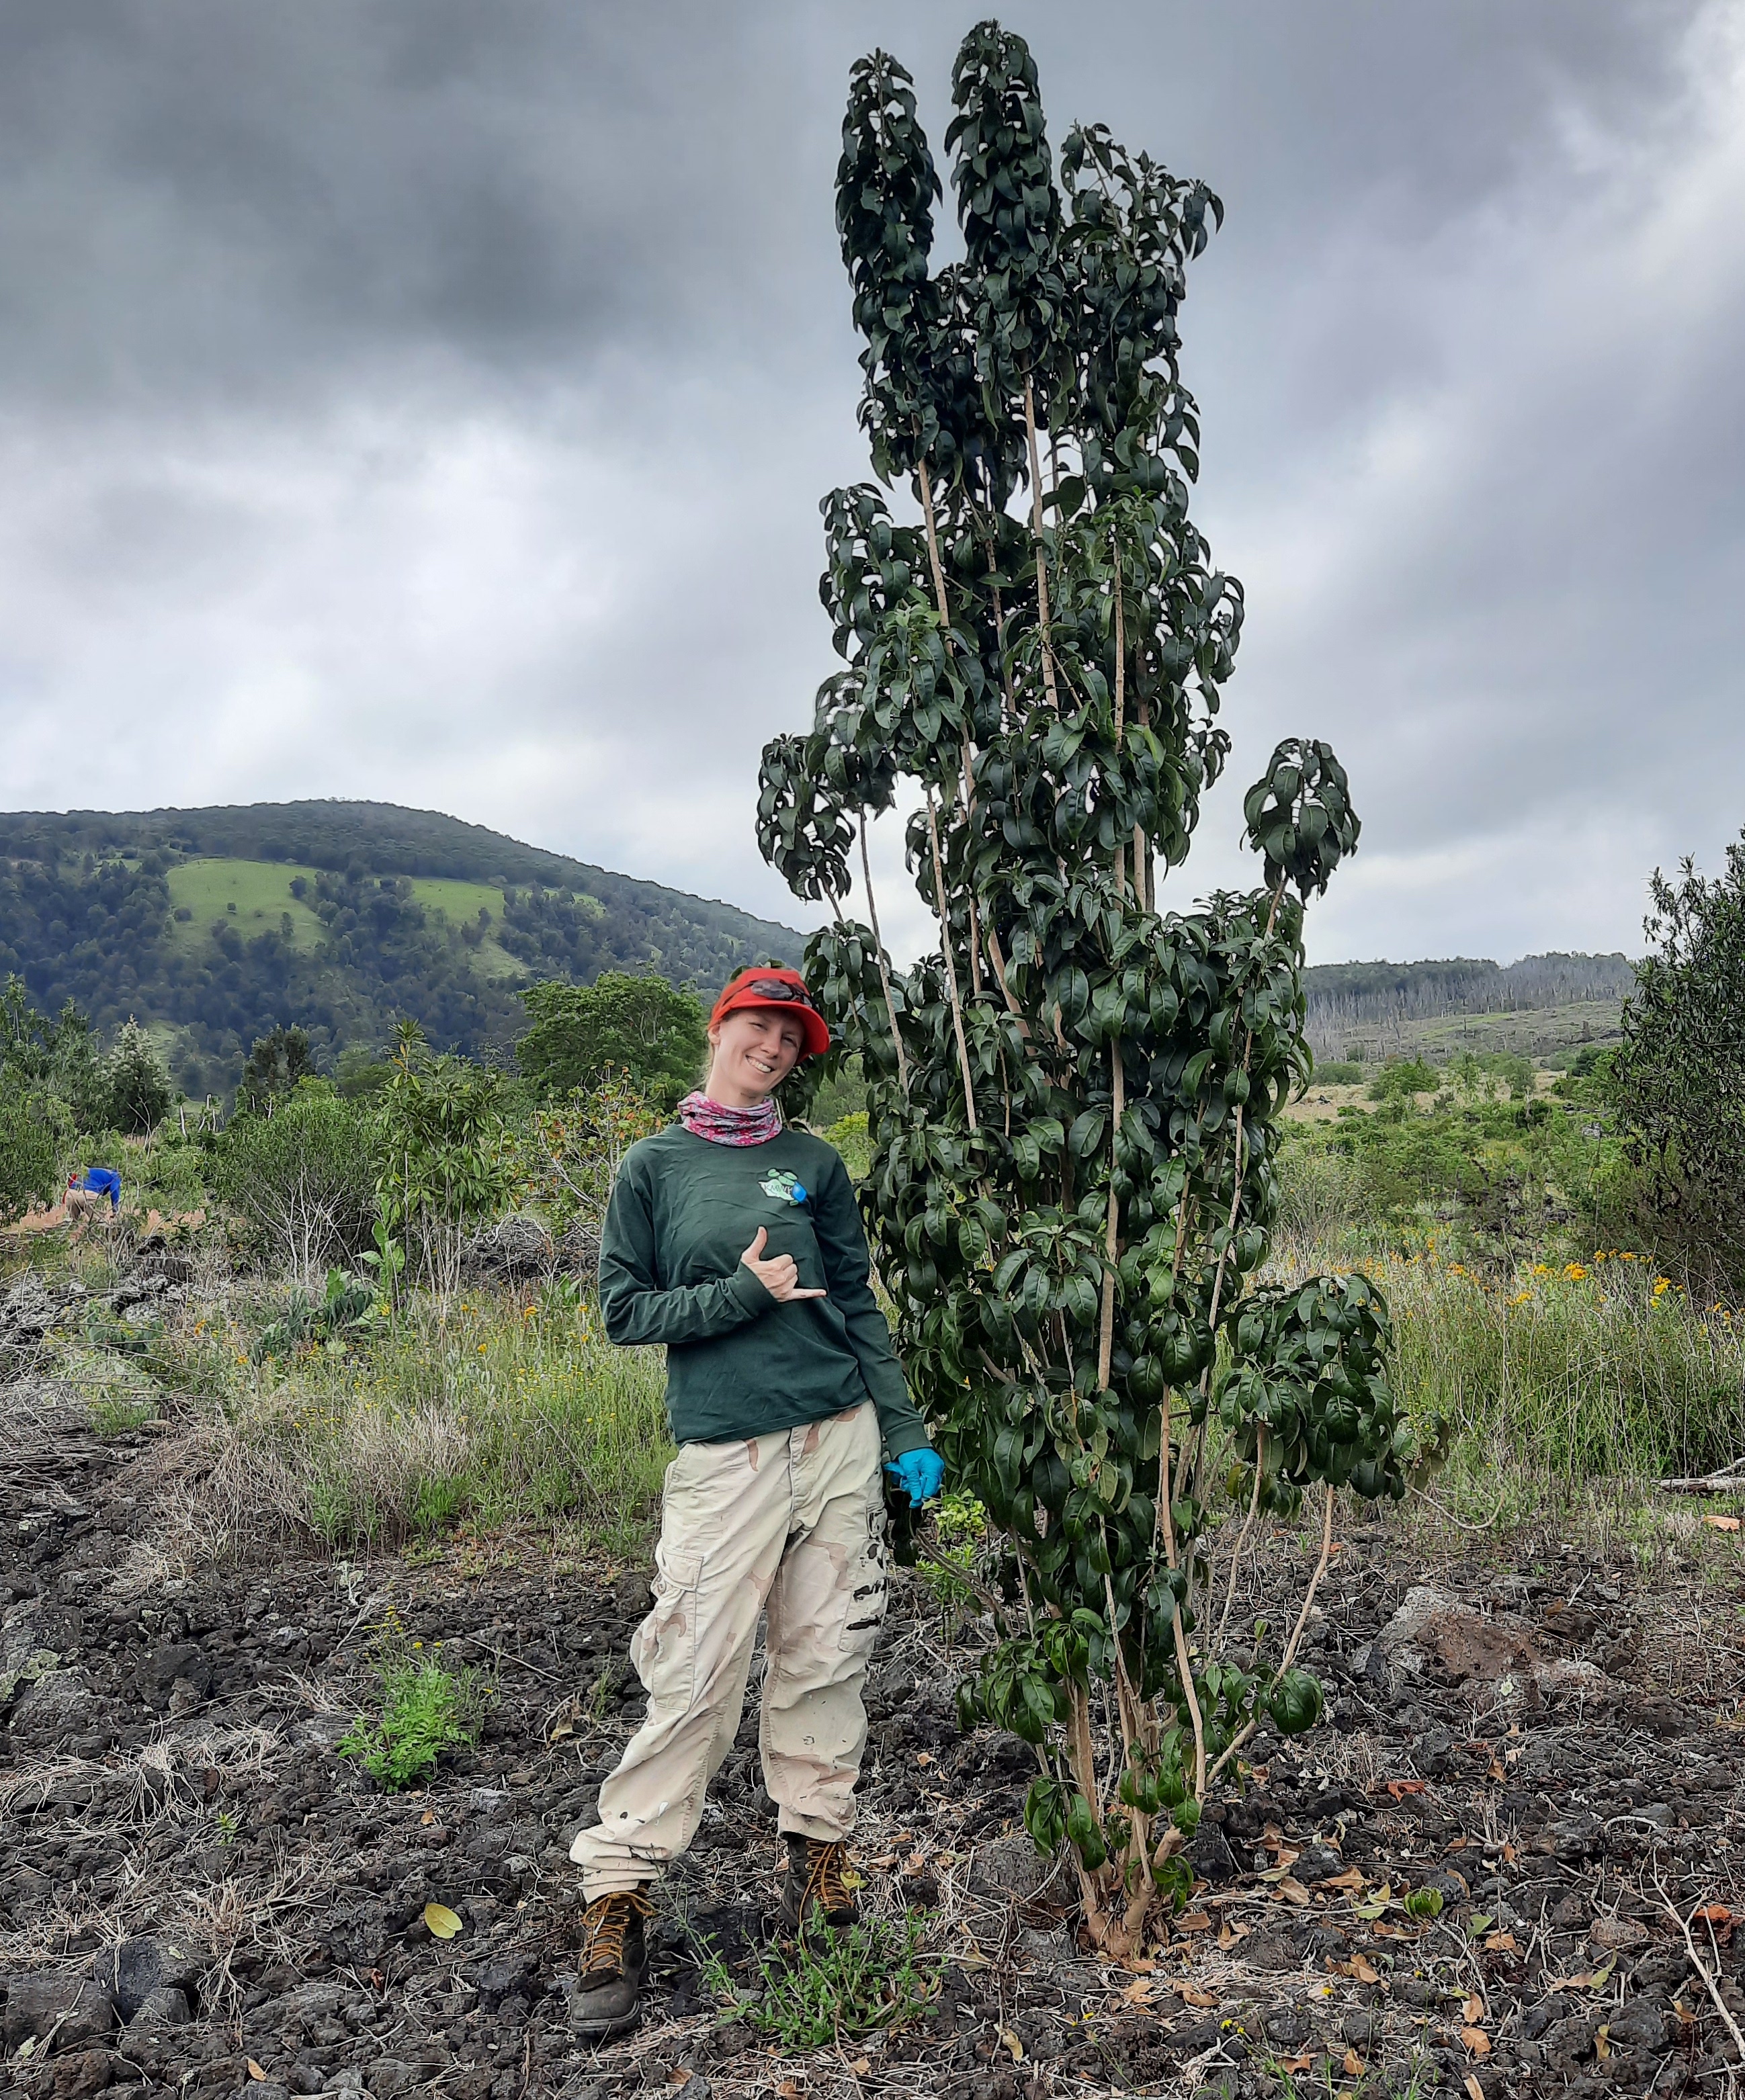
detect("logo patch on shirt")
[759,1169,808,1205]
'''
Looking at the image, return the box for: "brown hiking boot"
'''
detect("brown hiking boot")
[570,1886,654,2040]
[779,1835,858,1941]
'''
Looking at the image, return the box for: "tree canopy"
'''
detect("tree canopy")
[516,972,707,1109]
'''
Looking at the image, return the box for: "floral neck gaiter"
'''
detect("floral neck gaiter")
[677,1090,781,1147]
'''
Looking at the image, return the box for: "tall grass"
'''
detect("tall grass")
[1270,1237,1745,1489]
[196,1292,671,1557]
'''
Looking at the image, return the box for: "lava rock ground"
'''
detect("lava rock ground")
[1,1372,1742,2098]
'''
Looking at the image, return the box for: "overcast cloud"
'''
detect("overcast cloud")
[0,0,1740,967]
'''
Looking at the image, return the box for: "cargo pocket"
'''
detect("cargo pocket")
[837,1496,890,1655]
[630,1540,703,1710]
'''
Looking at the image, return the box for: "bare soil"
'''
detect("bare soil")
[3,1370,1743,2099]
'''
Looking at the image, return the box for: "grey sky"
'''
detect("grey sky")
[0,1,1739,967]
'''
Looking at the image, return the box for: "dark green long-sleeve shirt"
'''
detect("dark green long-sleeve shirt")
[597,1124,929,1458]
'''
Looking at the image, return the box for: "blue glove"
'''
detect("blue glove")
[886,1446,945,1505]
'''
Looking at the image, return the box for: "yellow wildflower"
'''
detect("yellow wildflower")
[1653,1277,1671,1297]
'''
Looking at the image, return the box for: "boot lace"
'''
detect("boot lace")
[803,1839,853,1915]
[579,1888,654,1976]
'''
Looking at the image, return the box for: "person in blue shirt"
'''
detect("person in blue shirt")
[68,1168,122,1216]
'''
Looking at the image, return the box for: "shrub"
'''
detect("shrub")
[1273,1141,1375,1248]
[518,1070,662,1242]
[1449,1050,1534,1102]
[1367,1056,1439,1104]
[212,1082,379,1278]
[0,1091,64,1223]
[339,1646,486,1790]
[375,1026,513,1302]
[0,975,108,1132]
[250,1268,377,1363]
[125,1131,211,1219]
[238,1025,314,1114]
[1386,1251,1745,1481]
[822,1110,870,1180]
[1310,1059,1364,1086]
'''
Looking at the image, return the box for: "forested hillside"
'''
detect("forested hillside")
[1302,951,1636,1063]
[0,801,802,1094]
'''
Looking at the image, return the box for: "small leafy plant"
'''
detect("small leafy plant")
[697,1919,941,2051]
[339,1642,486,1791]
[914,1488,990,1634]
[89,1395,158,1437]
[251,1266,376,1363]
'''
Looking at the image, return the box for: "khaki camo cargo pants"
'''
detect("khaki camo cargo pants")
[570,1400,890,1898]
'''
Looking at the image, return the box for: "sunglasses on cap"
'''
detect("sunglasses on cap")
[732,976,820,1009]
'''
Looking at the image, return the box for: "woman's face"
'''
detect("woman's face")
[707,1005,806,1104]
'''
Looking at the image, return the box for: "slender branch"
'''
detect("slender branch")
[1111,533,1127,902]
[917,455,952,632]
[985,924,1028,1031]
[1206,1483,1338,1789]
[1153,1377,1207,1796]
[1656,1870,1745,2064]
[1214,1428,1267,1651]
[986,539,1016,731]
[917,455,986,1000]
[1067,1680,1101,1814]
[1278,1481,1336,1676]
[1103,1566,1143,1757]
[1173,1595,1207,1800]
[857,813,909,1096]
[925,783,978,1133]
[1023,377,1062,713]
[1096,1043,1124,1393]
[959,744,985,998]
[1209,1478,1344,1789]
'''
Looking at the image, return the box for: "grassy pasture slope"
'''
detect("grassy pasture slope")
[406,876,521,977]
[167,859,328,949]
[169,860,527,977]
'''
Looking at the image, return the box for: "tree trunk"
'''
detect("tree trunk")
[925,785,979,1132]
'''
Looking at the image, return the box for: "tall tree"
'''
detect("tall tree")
[1611,830,1745,1290]
[759,24,1411,1954]
[105,1019,173,1135]
[238,1024,315,1114]
[516,973,706,1109]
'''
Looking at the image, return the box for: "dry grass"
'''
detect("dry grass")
[1268,1235,1745,1493]
[151,1288,672,1561]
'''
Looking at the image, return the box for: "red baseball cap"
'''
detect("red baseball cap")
[710,967,831,1059]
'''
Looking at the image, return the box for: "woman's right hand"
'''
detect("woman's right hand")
[740,1227,827,1303]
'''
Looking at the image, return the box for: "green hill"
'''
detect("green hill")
[0,801,802,1094]
[1302,952,1637,1065]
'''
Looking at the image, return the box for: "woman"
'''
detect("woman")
[568,966,943,2040]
